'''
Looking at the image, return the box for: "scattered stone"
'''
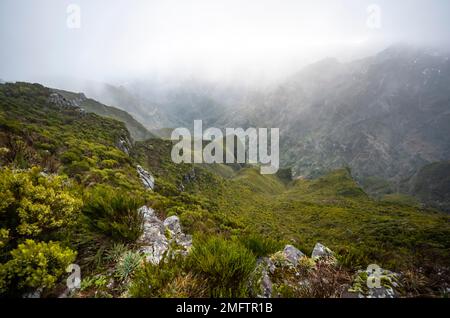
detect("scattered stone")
[23,288,42,298]
[311,243,334,260]
[348,266,400,298]
[283,245,305,266]
[137,165,155,190]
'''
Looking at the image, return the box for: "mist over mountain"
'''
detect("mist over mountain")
[232,45,450,185]
[40,45,450,203]
[1,80,450,298]
[3,0,450,301]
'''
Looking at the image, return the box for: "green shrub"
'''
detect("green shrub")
[80,275,109,291]
[240,233,283,258]
[0,167,82,238]
[0,228,9,248]
[0,239,76,295]
[82,185,144,242]
[128,256,184,298]
[105,243,129,263]
[188,236,256,297]
[114,251,143,281]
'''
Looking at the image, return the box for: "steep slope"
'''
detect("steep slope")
[136,138,450,273]
[53,89,154,141]
[0,82,143,188]
[0,81,449,297]
[225,45,450,195]
[404,161,450,212]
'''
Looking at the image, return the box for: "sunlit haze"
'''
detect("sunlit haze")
[1,0,450,84]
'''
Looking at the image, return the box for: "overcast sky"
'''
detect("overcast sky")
[1,0,450,84]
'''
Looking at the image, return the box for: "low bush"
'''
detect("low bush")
[128,256,184,298]
[114,251,143,281]
[0,239,76,295]
[82,185,144,243]
[240,233,283,258]
[105,243,129,263]
[188,236,256,297]
[0,167,82,239]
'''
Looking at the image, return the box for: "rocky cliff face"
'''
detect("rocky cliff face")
[223,45,450,191]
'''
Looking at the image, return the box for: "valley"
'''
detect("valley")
[0,81,449,297]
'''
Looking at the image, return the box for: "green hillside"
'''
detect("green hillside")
[54,89,154,141]
[136,139,450,272]
[0,82,449,298]
[406,161,450,212]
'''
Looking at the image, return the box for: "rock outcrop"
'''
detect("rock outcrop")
[137,206,169,264]
[137,206,192,264]
[311,242,334,260]
[136,165,155,190]
[117,136,131,155]
[348,266,400,298]
[283,245,305,266]
[254,242,402,298]
[48,92,85,112]
[255,257,275,298]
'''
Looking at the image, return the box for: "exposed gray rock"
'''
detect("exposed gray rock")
[283,245,305,266]
[163,215,192,252]
[164,215,182,235]
[23,288,42,298]
[366,286,396,298]
[137,165,155,190]
[364,267,399,298]
[255,257,274,298]
[175,233,193,252]
[347,266,400,298]
[48,93,78,109]
[117,136,131,155]
[138,206,168,264]
[260,271,272,298]
[70,93,87,107]
[311,243,334,260]
[138,206,191,264]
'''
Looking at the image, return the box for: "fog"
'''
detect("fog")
[1,0,450,86]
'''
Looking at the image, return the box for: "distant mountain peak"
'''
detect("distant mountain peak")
[377,43,448,61]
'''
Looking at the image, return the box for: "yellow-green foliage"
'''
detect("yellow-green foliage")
[0,82,143,191]
[82,185,145,243]
[138,138,450,274]
[0,229,9,249]
[0,239,76,294]
[188,236,256,297]
[0,167,82,237]
[128,256,186,298]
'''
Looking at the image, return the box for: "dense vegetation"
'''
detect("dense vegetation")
[0,82,449,298]
[54,89,154,141]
